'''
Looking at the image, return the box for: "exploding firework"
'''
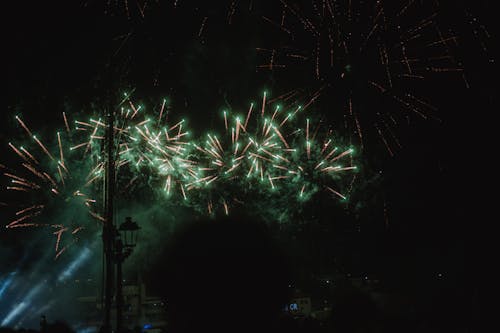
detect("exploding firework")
[272,117,357,202]
[191,92,357,218]
[188,91,299,215]
[189,113,251,215]
[257,0,467,155]
[123,103,198,200]
[1,92,359,251]
[70,93,198,200]
[246,114,358,223]
[1,114,103,258]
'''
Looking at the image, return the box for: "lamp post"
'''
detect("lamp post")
[102,109,115,333]
[100,89,138,333]
[116,216,140,333]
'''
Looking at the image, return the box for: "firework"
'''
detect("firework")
[2,115,103,258]
[285,118,357,202]
[2,92,359,250]
[244,114,358,223]
[2,94,198,257]
[191,92,357,218]
[123,107,198,200]
[189,117,248,215]
[70,94,198,200]
[257,0,466,155]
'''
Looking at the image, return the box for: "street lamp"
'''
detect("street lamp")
[116,216,140,333]
[119,217,140,248]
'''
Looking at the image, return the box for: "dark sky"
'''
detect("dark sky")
[0,0,494,329]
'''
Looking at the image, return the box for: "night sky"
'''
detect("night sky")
[1,1,493,331]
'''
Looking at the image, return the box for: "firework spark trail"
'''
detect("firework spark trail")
[15,116,33,137]
[8,143,30,163]
[198,16,209,37]
[257,0,467,154]
[18,148,38,167]
[62,112,70,133]
[464,8,493,63]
